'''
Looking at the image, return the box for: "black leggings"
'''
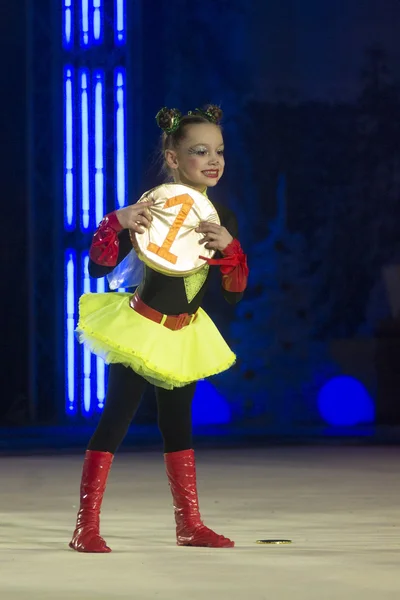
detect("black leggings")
[88,364,196,454]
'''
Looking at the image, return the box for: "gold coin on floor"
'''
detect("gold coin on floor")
[256,540,292,545]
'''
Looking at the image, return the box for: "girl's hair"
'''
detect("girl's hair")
[156,105,223,176]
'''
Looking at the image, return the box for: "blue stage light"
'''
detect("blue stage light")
[96,278,106,410]
[80,70,90,231]
[93,0,102,42]
[115,0,125,45]
[318,376,375,426]
[94,70,105,226]
[64,67,74,230]
[192,381,232,426]
[115,69,127,208]
[65,250,77,414]
[63,0,73,48]
[82,253,92,414]
[81,0,90,46]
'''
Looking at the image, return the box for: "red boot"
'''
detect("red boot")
[69,450,113,553]
[164,449,235,548]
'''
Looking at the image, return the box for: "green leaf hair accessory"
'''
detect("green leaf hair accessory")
[155,107,182,134]
[188,105,222,124]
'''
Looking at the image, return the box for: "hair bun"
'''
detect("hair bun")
[204,104,223,124]
[155,107,182,134]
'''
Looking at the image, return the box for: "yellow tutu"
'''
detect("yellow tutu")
[76,293,236,390]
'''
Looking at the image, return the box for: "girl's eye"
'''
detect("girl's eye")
[189,148,224,156]
[189,148,208,156]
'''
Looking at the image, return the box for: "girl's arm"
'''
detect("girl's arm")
[88,212,132,278]
[200,210,249,304]
[219,211,248,304]
[89,200,153,278]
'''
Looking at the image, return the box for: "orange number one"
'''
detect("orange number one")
[147,194,194,265]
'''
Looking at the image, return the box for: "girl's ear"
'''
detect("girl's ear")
[165,149,179,170]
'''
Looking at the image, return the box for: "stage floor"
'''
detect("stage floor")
[0,447,399,599]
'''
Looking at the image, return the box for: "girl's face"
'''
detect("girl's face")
[165,123,225,192]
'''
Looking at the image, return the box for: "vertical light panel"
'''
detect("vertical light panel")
[80,69,90,231]
[64,0,128,418]
[96,278,106,410]
[115,68,127,208]
[64,67,74,230]
[94,71,105,226]
[81,0,90,46]
[65,250,77,414]
[82,253,92,414]
[63,0,73,48]
[93,0,103,43]
[115,0,125,45]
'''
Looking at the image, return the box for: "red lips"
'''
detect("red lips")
[202,170,219,178]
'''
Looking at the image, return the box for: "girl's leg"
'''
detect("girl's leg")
[156,382,196,453]
[70,364,147,553]
[88,363,147,453]
[156,383,235,548]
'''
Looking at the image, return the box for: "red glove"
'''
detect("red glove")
[200,239,249,293]
[89,212,124,267]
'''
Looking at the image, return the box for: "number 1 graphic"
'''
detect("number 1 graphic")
[147,194,194,264]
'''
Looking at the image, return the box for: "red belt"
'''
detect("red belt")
[129,293,198,331]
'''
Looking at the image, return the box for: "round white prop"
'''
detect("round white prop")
[130,184,220,276]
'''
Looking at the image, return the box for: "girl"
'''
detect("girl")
[69,105,249,552]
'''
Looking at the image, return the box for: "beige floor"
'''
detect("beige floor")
[0,446,399,600]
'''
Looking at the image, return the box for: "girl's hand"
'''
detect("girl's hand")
[196,221,233,252]
[116,200,154,233]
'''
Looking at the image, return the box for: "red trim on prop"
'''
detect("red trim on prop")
[199,239,249,293]
[89,211,124,267]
